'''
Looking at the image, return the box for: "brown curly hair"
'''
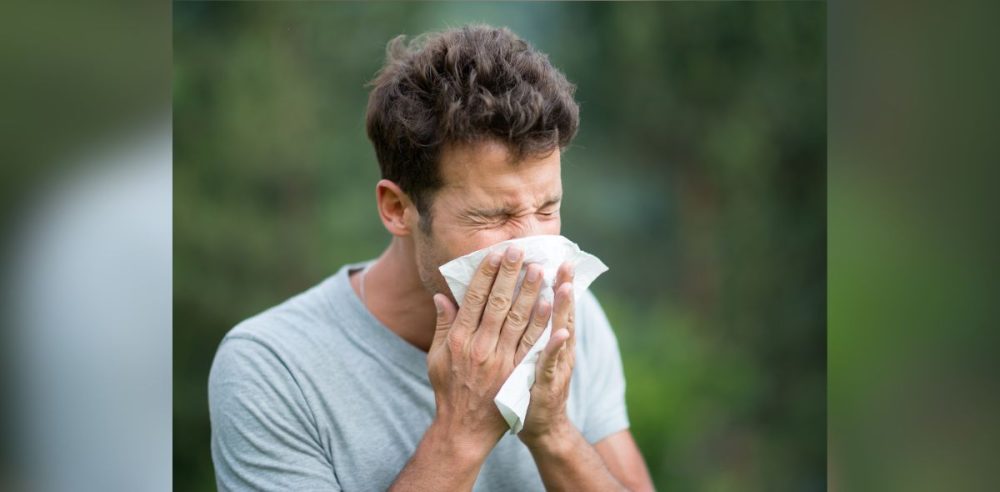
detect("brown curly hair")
[365,24,579,232]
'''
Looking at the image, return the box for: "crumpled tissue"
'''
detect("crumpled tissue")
[438,234,608,434]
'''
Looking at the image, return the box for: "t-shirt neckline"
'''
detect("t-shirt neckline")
[326,261,430,382]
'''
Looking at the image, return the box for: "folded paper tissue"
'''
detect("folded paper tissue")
[438,235,608,434]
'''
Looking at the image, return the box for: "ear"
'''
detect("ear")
[375,179,418,237]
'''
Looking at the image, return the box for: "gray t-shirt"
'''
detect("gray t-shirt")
[209,262,629,491]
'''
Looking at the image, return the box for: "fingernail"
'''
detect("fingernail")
[526,265,540,282]
[506,246,522,262]
[432,295,443,314]
[489,252,502,266]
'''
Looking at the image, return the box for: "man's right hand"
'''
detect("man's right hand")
[426,245,553,458]
[390,245,554,491]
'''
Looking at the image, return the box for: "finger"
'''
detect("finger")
[553,261,575,336]
[536,328,570,385]
[497,263,543,356]
[515,300,551,364]
[551,282,573,333]
[454,251,503,335]
[472,246,524,353]
[550,281,574,355]
[431,293,458,352]
[554,261,575,289]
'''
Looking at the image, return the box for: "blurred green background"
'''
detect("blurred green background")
[174,2,825,491]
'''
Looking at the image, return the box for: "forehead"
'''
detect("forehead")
[436,140,562,207]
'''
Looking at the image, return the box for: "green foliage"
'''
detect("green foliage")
[175,3,825,491]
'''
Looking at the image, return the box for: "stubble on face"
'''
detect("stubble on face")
[412,221,456,302]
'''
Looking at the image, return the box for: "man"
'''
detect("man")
[209,25,654,491]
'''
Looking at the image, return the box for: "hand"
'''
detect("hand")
[427,246,553,459]
[519,262,576,448]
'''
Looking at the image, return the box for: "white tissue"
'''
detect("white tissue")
[438,234,608,434]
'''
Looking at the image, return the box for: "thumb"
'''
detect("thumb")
[431,294,457,351]
[536,328,569,384]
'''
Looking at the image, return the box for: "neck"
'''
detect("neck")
[355,237,437,352]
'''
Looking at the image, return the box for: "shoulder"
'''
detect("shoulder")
[576,288,607,320]
[210,270,351,387]
[575,289,618,347]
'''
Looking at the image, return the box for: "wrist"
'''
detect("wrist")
[391,416,496,491]
[427,414,498,465]
[519,417,576,455]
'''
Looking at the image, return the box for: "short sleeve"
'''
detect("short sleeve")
[209,335,340,491]
[577,291,631,444]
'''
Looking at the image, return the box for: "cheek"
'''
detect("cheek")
[461,230,509,255]
[428,226,498,262]
[541,217,561,235]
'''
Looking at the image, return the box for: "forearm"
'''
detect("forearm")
[389,419,493,492]
[526,423,629,492]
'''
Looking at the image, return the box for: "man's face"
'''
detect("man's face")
[411,140,563,300]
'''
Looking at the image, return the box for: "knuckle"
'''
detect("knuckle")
[519,283,539,298]
[488,292,511,309]
[520,334,536,349]
[464,289,487,306]
[447,332,464,353]
[506,308,527,326]
[470,342,491,364]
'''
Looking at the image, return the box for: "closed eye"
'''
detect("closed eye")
[467,214,509,227]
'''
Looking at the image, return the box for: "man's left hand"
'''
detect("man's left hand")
[518,262,576,448]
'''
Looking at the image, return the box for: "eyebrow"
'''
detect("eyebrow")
[464,194,562,219]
